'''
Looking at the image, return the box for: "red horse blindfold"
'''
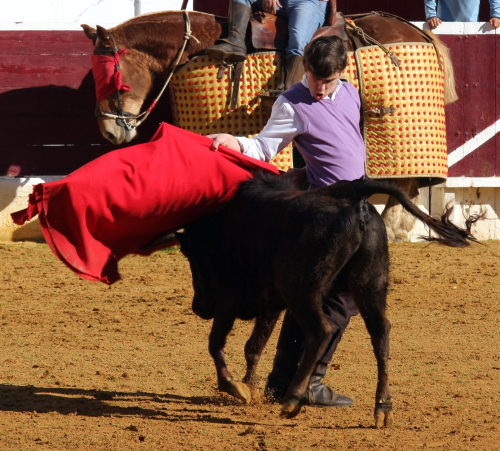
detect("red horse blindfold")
[91,50,131,101]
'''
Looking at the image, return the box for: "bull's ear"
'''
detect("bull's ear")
[96,25,111,42]
[81,24,97,44]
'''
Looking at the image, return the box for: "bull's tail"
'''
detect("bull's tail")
[326,179,480,248]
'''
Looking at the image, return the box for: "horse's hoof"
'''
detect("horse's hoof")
[220,379,252,404]
[374,402,394,428]
[280,399,302,419]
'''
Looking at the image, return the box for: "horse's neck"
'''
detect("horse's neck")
[116,12,223,76]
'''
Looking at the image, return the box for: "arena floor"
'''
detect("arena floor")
[0,241,499,450]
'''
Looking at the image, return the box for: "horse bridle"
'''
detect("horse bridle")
[93,10,199,131]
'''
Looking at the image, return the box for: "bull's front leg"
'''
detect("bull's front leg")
[209,308,252,403]
[242,310,282,399]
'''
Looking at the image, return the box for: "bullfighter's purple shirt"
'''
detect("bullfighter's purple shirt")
[282,82,366,190]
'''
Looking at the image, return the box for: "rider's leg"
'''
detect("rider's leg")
[265,274,358,407]
[282,0,328,88]
[205,0,255,62]
[284,55,304,89]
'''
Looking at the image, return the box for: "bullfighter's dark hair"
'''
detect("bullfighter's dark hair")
[304,35,347,78]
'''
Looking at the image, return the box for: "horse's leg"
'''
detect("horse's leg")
[381,178,420,242]
[209,307,252,403]
[242,310,282,399]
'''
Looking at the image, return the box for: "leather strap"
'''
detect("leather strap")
[230,61,244,110]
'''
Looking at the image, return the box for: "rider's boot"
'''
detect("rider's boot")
[285,55,305,89]
[206,1,251,62]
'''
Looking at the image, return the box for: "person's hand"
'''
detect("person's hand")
[207,133,242,152]
[490,17,500,28]
[263,0,282,15]
[281,167,307,188]
[427,17,442,29]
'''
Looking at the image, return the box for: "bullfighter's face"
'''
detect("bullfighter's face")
[305,69,342,101]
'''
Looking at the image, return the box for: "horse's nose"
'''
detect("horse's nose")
[106,132,117,143]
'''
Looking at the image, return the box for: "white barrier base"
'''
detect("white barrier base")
[2,176,500,243]
[0,176,64,242]
[370,181,500,242]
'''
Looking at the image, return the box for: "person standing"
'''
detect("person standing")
[208,35,365,407]
[425,0,500,28]
[206,0,329,88]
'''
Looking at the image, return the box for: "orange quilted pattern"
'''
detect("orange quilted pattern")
[169,52,293,171]
[344,43,448,180]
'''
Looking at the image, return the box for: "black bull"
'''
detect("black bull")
[172,173,476,427]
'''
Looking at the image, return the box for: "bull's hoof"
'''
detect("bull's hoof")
[249,385,262,404]
[279,398,303,419]
[219,378,252,404]
[374,400,394,428]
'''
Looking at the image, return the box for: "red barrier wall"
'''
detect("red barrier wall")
[0,30,173,176]
[0,1,497,176]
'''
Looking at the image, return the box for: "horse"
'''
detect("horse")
[81,9,458,242]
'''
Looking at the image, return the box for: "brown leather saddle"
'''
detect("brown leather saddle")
[249,0,348,52]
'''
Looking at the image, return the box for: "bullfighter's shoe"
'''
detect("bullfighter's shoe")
[305,362,354,407]
[205,1,251,62]
[265,359,354,407]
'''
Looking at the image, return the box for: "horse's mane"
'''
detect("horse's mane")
[113,10,222,30]
[108,10,225,60]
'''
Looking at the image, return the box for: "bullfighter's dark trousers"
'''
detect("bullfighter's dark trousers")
[276,274,359,366]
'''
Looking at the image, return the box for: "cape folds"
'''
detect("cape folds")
[11,123,279,284]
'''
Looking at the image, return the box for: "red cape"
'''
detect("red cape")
[12,123,279,284]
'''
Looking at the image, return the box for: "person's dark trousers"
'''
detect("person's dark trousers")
[266,274,359,406]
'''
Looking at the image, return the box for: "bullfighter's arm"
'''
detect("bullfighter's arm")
[235,95,303,162]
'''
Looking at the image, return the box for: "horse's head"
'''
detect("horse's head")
[82,24,153,145]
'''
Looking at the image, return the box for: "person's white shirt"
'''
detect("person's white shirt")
[237,76,344,162]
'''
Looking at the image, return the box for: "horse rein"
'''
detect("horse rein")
[94,10,199,131]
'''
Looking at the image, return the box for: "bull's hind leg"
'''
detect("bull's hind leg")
[209,308,252,403]
[348,224,393,428]
[356,295,393,428]
[242,310,282,400]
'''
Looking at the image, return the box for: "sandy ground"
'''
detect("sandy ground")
[0,240,499,450]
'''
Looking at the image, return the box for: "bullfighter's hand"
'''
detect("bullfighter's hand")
[281,167,307,188]
[263,0,283,15]
[426,17,442,29]
[207,133,242,152]
[490,17,500,28]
